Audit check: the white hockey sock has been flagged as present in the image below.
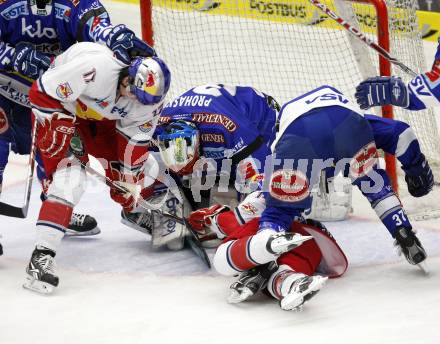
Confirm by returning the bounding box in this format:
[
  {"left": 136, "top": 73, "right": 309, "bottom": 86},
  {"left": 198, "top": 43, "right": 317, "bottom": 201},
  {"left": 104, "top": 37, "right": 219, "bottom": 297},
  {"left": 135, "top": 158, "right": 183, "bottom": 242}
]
[
  {"left": 267, "top": 264, "right": 305, "bottom": 300},
  {"left": 36, "top": 225, "right": 65, "bottom": 252}
]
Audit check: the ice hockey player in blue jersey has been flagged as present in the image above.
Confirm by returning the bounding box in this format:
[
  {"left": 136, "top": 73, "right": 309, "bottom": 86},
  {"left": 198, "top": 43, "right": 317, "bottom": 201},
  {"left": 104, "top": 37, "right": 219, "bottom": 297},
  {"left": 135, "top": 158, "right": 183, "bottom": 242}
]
[
  {"left": 261, "top": 85, "right": 431, "bottom": 269},
  {"left": 0, "top": 0, "right": 155, "bottom": 240},
  {"left": 156, "top": 84, "right": 279, "bottom": 199},
  {"left": 355, "top": 40, "right": 440, "bottom": 110}
]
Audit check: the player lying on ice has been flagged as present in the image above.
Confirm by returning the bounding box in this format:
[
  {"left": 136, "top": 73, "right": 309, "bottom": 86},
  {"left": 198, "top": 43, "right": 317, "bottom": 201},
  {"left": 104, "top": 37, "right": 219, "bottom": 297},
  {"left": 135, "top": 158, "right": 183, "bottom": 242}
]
[
  {"left": 176, "top": 84, "right": 432, "bottom": 264},
  {"left": 0, "top": 0, "right": 157, "bottom": 252},
  {"left": 23, "top": 42, "right": 170, "bottom": 294},
  {"left": 188, "top": 191, "right": 348, "bottom": 311}
]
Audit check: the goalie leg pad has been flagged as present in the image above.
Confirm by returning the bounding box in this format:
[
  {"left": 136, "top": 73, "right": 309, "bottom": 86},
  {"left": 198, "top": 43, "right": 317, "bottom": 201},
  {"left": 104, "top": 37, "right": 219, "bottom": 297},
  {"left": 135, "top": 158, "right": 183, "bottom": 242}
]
[{"left": 151, "top": 185, "right": 189, "bottom": 250}]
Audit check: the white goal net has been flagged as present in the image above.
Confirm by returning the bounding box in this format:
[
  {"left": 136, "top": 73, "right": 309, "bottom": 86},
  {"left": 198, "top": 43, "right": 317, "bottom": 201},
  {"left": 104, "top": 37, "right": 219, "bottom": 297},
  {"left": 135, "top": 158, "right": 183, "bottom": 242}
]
[{"left": 142, "top": 0, "right": 440, "bottom": 208}]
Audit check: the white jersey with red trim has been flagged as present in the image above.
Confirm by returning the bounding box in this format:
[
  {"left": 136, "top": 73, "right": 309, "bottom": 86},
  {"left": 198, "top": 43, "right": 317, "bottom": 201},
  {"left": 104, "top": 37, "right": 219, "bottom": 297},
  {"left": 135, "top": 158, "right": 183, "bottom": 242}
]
[{"left": 34, "top": 42, "right": 162, "bottom": 142}]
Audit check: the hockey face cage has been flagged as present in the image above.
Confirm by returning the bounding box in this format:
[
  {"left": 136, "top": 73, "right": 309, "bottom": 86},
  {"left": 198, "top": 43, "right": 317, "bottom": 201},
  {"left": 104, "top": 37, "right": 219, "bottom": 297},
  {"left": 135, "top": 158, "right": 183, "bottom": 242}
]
[{"left": 158, "top": 121, "right": 200, "bottom": 175}]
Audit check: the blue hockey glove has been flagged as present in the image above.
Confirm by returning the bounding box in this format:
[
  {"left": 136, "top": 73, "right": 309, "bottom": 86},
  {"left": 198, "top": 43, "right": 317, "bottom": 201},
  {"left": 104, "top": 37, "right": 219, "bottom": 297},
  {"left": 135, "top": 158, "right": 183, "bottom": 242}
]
[
  {"left": 355, "top": 76, "right": 409, "bottom": 110},
  {"left": 402, "top": 154, "right": 434, "bottom": 197},
  {"left": 106, "top": 24, "right": 156, "bottom": 65},
  {"left": 12, "top": 43, "right": 51, "bottom": 80}
]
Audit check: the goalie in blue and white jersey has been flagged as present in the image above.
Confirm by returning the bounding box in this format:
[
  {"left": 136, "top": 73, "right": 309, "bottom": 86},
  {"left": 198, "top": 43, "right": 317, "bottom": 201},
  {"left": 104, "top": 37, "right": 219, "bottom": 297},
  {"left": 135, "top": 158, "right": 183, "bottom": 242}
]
[
  {"left": 156, "top": 84, "right": 279, "bottom": 196},
  {"left": 261, "top": 85, "right": 432, "bottom": 269}
]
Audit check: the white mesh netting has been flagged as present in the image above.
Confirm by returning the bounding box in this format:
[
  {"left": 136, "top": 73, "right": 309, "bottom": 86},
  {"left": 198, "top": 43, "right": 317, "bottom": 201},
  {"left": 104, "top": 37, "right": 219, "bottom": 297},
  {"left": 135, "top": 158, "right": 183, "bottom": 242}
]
[{"left": 145, "top": 0, "right": 440, "bottom": 204}]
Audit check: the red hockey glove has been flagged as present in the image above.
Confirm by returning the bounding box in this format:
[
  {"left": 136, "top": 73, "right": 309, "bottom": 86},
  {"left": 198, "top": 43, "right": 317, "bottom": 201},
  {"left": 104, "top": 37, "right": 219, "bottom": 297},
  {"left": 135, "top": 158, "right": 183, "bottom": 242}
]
[
  {"left": 187, "top": 204, "right": 230, "bottom": 233},
  {"left": 38, "top": 113, "right": 75, "bottom": 159},
  {"left": 109, "top": 171, "right": 151, "bottom": 212}
]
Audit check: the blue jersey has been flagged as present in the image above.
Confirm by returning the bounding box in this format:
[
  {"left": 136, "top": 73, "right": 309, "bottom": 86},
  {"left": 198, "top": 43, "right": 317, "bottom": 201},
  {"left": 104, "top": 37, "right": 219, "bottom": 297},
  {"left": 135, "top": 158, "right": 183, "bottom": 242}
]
[
  {"left": 0, "top": 0, "right": 113, "bottom": 107},
  {"left": 406, "top": 39, "right": 440, "bottom": 110},
  {"left": 261, "top": 85, "right": 423, "bottom": 235},
  {"left": 158, "top": 84, "right": 278, "bottom": 173}
]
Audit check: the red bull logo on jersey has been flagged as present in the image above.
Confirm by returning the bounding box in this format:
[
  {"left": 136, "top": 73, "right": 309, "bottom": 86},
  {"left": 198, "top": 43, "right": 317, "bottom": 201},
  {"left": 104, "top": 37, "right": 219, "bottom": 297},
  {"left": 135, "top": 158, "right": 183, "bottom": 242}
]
[
  {"left": 0, "top": 108, "right": 9, "bottom": 134},
  {"left": 349, "top": 142, "right": 378, "bottom": 179},
  {"left": 240, "top": 203, "right": 259, "bottom": 215},
  {"left": 56, "top": 82, "right": 73, "bottom": 99},
  {"left": 270, "top": 169, "right": 310, "bottom": 202}
]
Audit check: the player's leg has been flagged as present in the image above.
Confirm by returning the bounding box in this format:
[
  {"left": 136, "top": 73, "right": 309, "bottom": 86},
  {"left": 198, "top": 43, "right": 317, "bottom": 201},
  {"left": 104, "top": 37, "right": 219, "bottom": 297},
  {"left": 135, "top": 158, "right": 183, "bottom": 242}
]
[
  {"left": 0, "top": 98, "right": 16, "bottom": 194},
  {"left": 24, "top": 156, "right": 87, "bottom": 294},
  {"left": 266, "top": 225, "right": 327, "bottom": 311},
  {"left": 0, "top": 97, "right": 19, "bottom": 256},
  {"left": 354, "top": 167, "right": 426, "bottom": 265},
  {"left": 338, "top": 113, "right": 427, "bottom": 266}
]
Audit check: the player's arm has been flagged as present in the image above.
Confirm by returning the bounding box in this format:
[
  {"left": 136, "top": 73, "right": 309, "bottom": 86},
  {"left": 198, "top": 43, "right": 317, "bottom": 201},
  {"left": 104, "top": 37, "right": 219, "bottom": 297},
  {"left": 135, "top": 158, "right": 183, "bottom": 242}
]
[
  {"left": 71, "top": 0, "right": 155, "bottom": 64},
  {"left": 366, "top": 114, "right": 434, "bottom": 197},
  {"left": 355, "top": 66, "right": 440, "bottom": 111},
  {"left": 28, "top": 57, "right": 91, "bottom": 159},
  {"left": 109, "top": 117, "right": 158, "bottom": 211}
]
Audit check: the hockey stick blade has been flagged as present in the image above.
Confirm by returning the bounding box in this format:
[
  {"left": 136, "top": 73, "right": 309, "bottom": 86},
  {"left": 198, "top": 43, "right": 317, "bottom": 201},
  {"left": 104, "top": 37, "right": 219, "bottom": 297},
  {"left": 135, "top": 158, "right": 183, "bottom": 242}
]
[
  {"left": 0, "top": 123, "right": 37, "bottom": 219},
  {"left": 0, "top": 202, "right": 27, "bottom": 218}
]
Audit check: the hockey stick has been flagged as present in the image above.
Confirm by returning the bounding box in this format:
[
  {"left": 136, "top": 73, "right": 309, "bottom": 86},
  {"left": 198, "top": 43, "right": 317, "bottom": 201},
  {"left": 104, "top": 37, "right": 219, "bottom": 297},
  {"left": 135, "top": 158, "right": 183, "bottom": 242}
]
[
  {"left": 82, "top": 161, "right": 211, "bottom": 268},
  {"left": 307, "top": 0, "right": 418, "bottom": 77},
  {"left": 0, "top": 123, "right": 37, "bottom": 218}
]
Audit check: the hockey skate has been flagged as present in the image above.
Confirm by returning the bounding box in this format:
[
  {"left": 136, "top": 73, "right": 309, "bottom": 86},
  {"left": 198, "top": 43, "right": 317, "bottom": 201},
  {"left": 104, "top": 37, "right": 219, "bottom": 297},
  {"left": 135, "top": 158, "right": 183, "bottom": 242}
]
[
  {"left": 65, "top": 213, "right": 100, "bottom": 236},
  {"left": 121, "top": 210, "right": 153, "bottom": 236},
  {"left": 394, "top": 227, "right": 427, "bottom": 271},
  {"left": 267, "top": 232, "right": 313, "bottom": 255},
  {"left": 279, "top": 275, "right": 328, "bottom": 311},
  {"left": 228, "top": 262, "right": 278, "bottom": 304},
  {"left": 0, "top": 242, "right": 3, "bottom": 256},
  {"left": 23, "top": 247, "right": 59, "bottom": 294}
]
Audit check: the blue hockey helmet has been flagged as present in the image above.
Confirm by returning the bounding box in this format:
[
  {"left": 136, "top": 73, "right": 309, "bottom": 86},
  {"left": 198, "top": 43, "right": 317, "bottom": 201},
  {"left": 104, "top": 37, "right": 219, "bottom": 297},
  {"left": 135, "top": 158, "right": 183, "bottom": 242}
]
[
  {"left": 157, "top": 120, "right": 200, "bottom": 175},
  {"left": 128, "top": 56, "right": 171, "bottom": 105}
]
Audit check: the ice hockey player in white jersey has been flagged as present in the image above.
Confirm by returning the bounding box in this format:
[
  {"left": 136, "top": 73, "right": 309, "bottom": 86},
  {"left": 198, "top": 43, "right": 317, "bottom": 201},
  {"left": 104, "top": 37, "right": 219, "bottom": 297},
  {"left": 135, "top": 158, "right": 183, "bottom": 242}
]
[{"left": 24, "top": 42, "right": 171, "bottom": 294}]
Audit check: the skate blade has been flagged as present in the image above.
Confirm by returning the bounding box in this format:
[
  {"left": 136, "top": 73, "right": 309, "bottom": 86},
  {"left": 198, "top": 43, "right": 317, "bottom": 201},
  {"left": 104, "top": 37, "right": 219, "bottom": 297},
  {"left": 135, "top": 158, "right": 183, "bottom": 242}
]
[
  {"left": 65, "top": 226, "right": 101, "bottom": 237},
  {"left": 121, "top": 218, "right": 152, "bottom": 237},
  {"left": 23, "top": 276, "right": 55, "bottom": 295},
  {"left": 227, "top": 287, "right": 254, "bottom": 304},
  {"left": 417, "top": 261, "right": 430, "bottom": 275},
  {"left": 274, "top": 235, "right": 314, "bottom": 253},
  {"left": 280, "top": 276, "right": 328, "bottom": 311}
]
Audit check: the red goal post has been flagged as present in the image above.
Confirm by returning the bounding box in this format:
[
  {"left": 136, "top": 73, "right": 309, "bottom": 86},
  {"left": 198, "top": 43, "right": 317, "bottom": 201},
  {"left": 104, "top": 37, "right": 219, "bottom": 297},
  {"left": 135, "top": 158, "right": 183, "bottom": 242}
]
[{"left": 139, "top": 0, "right": 439, "bottom": 193}]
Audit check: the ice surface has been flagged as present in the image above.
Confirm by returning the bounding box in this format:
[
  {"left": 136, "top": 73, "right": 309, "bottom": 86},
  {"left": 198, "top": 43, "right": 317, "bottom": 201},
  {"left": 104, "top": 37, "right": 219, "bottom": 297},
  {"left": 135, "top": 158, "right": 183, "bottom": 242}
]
[{"left": 1, "top": 1, "right": 440, "bottom": 343}]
